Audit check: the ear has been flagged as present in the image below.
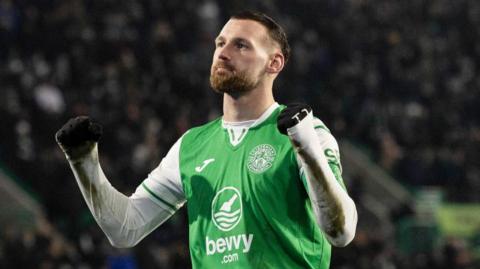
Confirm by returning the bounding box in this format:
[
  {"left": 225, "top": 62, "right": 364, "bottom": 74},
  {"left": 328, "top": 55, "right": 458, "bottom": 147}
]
[{"left": 266, "top": 52, "right": 284, "bottom": 74}]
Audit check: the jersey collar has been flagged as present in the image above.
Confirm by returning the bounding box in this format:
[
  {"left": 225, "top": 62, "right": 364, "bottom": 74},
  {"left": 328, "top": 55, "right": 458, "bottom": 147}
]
[{"left": 221, "top": 102, "right": 280, "bottom": 129}]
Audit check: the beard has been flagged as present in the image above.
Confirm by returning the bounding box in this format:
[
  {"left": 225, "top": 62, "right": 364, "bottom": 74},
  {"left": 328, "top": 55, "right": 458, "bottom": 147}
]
[{"left": 210, "top": 67, "right": 259, "bottom": 95}]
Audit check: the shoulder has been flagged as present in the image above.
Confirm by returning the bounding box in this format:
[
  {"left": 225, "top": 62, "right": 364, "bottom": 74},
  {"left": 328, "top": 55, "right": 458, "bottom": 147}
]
[
  {"left": 185, "top": 117, "right": 221, "bottom": 136},
  {"left": 312, "top": 116, "right": 343, "bottom": 170},
  {"left": 312, "top": 116, "right": 340, "bottom": 152},
  {"left": 181, "top": 117, "right": 222, "bottom": 147},
  {"left": 312, "top": 117, "right": 331, "bottom": 134}
]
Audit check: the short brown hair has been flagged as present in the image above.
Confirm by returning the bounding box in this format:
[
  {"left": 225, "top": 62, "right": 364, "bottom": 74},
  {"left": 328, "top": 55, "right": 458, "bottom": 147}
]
[{"left": 231, "top": 11, "right": 291, "bottom": 64}]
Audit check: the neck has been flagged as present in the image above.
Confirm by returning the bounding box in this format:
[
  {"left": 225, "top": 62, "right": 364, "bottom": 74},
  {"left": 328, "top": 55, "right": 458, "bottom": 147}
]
[{"left": 222, "top": 82, "right": 275, "bottom": 122}]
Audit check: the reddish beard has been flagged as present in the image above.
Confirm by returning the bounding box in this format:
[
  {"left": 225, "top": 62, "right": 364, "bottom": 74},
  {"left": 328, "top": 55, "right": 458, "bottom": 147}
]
[{"left": 210, "top": 66, "right": 258, "bottom": 94}]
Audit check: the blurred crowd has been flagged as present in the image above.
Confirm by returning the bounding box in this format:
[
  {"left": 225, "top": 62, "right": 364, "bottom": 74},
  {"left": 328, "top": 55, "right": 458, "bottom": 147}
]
[{"left": 0, "top": 0, "right": 479, "bottom": 268}]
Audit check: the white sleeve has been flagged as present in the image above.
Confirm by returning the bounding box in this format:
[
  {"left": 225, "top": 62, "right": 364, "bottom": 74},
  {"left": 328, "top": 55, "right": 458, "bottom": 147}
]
[
  {"left": 139, "top": 136, "right": 186, "bottom": 211},
  {"left": 312, "top": 118, "right": 342, "bottom": 175},
  {"left": 67, "top": 136, "right": 185, "bottom": 248},
  {"left": 288, "top": 114, "right": 357, "bottom": 247}
]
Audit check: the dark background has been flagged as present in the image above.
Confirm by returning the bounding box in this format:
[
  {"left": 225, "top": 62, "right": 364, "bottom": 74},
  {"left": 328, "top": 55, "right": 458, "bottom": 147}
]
[{"left": 1, "top": 0, "right": 479, "bottom": 268}]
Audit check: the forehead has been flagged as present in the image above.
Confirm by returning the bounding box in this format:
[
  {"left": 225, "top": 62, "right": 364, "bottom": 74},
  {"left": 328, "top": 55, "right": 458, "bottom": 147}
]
[{"left": 217, "top": 19, "right": 269, "bottom": 43}]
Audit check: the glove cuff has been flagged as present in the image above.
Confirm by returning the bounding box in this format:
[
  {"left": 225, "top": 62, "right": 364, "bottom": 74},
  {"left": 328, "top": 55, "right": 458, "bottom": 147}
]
[
  {"left": 61, "top": 141, "right": 98, "bottom": 163},
  {"left": 286, "top": 112, "right": 318, "bottom": 149}
]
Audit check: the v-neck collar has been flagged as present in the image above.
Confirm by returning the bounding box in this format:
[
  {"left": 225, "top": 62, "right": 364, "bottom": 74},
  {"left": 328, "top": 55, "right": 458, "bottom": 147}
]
[{"left": 222, "top": 102, "right": 280, "bottom": 149}]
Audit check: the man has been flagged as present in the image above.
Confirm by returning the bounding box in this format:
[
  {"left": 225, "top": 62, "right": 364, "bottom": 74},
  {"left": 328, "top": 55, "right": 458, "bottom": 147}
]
[{"left": 56, "top": 11, "right": 357, "bottom": 268}]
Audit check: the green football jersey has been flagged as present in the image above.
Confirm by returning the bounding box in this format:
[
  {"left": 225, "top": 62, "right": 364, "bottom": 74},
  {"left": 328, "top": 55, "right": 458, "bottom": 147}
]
[{"left": 179, "top": 106, "right": 337, "bottom": 268}]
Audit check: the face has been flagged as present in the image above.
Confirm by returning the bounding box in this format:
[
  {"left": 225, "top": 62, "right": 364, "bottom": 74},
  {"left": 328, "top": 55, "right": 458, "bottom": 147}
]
[{"left": 210, "top": 19, "right": 274, "bottom": 94}]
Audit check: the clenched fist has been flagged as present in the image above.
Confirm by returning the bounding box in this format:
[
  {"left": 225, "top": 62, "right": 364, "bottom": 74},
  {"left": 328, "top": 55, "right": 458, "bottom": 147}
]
[
  {"left": 55, "top": 116, "right": 102, "bottom": 160},
  {"left": 277, "top": 103, "right": 312, "bottom": 135}
]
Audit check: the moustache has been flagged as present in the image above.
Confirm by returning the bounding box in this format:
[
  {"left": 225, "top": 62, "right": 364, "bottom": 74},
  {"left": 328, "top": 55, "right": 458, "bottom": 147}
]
[{"left": 214, "top": 63, "right": 234, "bottom": 72}]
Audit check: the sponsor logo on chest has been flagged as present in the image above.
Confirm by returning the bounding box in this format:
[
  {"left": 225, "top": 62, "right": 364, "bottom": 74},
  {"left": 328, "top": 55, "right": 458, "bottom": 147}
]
[
  {"left": 206, "top": 234, "right": 253, "bottom": 255},
  {"left": 206, "top": 186, "right": 254, "bottom": 264},
  {"left": 211, "top": 187, "right": 242, "bottom": 231}
]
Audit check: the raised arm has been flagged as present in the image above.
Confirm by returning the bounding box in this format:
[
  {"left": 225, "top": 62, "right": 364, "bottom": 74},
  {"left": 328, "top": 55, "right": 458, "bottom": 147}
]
[
  {"left": 278, "top": 104, "right": 358, "bottom": 247},
  {"left": 55, "top": 117, "right": 185, "bottom": 247}
]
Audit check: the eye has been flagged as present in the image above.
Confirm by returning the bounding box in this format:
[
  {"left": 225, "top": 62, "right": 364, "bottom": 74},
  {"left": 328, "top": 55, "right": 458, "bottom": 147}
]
[
  {"left": 215, "top": 41, "right": 225, "bottom": 48},
  {"left": 235, "top": 42, "right": 248, "bottom": 49}
]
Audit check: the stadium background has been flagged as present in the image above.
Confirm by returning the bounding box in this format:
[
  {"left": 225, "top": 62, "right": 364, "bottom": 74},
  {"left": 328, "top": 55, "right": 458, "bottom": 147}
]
[{"left": 1, "top": 0, "right": 479, "bottom": 268}]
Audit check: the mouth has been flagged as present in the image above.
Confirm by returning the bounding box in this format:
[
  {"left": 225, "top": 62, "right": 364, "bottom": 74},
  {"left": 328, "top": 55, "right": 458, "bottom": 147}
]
[
  {"left": 215, "top": 67, "right": 233, "bottom": 75},
  {"left": 214, "top": 64, "right": 234, "bottom": 73}
]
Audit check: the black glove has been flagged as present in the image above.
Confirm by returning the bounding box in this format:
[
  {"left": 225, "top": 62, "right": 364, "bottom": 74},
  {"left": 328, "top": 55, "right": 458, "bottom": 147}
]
[
  {"left": 55, "top": 116, "right": 103, "bottom": 149},
  {"left": 277, "top": 103, "right": 312, "bottom": 135}
]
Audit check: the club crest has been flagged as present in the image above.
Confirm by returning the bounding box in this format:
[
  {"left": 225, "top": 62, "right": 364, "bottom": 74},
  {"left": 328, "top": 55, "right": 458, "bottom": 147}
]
[{"left": 247, "top": 144, "right": 276, "bottom": 174}]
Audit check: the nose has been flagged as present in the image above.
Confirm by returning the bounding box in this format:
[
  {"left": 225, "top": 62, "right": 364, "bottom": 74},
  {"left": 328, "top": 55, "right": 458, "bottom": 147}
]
[
  {"left": 218, "top": 53, "right": 229, "bottom": 61},
  {"left": 217, "top": 45, "right": 231, "bottom": 61}
]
